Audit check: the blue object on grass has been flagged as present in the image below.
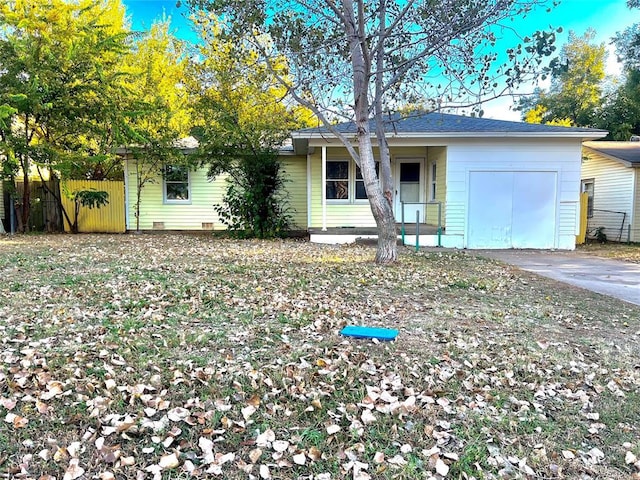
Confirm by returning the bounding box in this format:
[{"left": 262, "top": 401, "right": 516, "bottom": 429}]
[{"left": 340, "top": 326, "right": 399, "bottom": 341}]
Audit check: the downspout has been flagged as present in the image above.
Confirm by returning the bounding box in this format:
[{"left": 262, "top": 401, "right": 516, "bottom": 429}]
[{"left": 321, "top": 145, "right": 327, "bottom": 231}]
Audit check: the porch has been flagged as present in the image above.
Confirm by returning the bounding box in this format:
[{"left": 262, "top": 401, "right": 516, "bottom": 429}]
[{"left": 308, "top": 223, "right": 446, "bottom": 247}]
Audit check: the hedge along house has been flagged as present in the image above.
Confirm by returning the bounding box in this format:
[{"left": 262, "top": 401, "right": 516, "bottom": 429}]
[
  {"left": 122, "top": 137, "right": 308, "bottom": 232},
  {"left": 581, "top": 141, "right": 640, "bottom": 243},
  {"left": 291, "top": 113, "right": 607, "bottom": 249}
]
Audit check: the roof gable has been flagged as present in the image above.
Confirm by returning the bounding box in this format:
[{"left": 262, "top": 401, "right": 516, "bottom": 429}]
[{"left": 583, "top": 141, "right": 640, "bottom": 167}]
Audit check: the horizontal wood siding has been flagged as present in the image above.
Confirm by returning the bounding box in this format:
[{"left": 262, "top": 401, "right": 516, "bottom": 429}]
[
  {"left": 280, "top": 156, "right": 308, "bottom": 229},
  {"left": 310, "top": 147, "right": 374, "bottom": 228},
  {"left": 126, "top": 156, "right": 308, "bottom": 231},
  {"left": 426, "top": 146, "right": 446, "bottom": 226},
  {"left": 581, "top": 151, "right": 634, "bottom": 241},
  {"left": 309, "top": 146, "right": 429, "bottom": 228},
  {"left": 126, "top": 159, "right": 226, "bottom": 231},
  {"left": 633, "top": 170, "right": 640, "bottom": 242},
  {"left": 446, "top": 138, "right": 583, "bottom": 249}
]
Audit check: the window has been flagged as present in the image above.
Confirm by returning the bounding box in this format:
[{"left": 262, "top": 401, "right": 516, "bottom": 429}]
[
  {"left": 355, "top": 163, "right": 380, "bottom": 200},
  {"left": 430, "top": 162, "right": 437, "bottom": 200},
  {"left": 582, "top": 179, "right": 594, "bottom": 218},
  {"left": 326, "top": 161, "right": 349, "bottom": 200},
  {"left": 164, "top": 165, "right": 190, "bottom": 203}
]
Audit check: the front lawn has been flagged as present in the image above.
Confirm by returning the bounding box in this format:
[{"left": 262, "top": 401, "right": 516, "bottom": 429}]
[{"left": 1, "top": 234, "right": 639, "bottom": 479}]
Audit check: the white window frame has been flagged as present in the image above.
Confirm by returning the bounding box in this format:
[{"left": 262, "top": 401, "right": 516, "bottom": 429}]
[
  {"left": 581, "top": 178, "right": 594, "bottom": 218},
  {"left": 325, "top": 159, "right": 350, "bottom": 203},
  {"left": 354, "top": 161, "right": 380, "bottom": 203},
  {"left": 163, "top": 165, "right": 191, "bottom": 204},
  {"left": 430, "top": 161, "right": 437, "bottom": 201}
]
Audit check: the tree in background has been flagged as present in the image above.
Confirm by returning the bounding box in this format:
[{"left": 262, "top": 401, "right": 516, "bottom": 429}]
[
  {"left": 598, "top": 2, "right": 640, "bottom": 140},
  {"left": 187, "top": 0, "right": 560, "bottom": 263},
  {"left": 188, "top": 14, "right": 312, "bottom": 238},
  {"left": 121, "top": 21, "right": 193, "bottom": 232},
  {"left": 0, "top": 0, "right": 132, "bottom": 232},
  {"left": 519, "top": 30, "right": 606, "bottom": 127}
]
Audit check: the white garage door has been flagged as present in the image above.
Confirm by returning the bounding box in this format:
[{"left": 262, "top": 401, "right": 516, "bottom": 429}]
[{"left": 467, "top": 171, "right": 558, "bottom": 249}]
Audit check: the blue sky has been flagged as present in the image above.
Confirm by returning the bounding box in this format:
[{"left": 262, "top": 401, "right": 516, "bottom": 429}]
[{"left": 122, "top": 0, "right": 638, "bottom": 120}]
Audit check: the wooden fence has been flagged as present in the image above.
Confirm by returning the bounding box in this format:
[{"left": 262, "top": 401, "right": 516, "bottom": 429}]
[
  {"left": 15, "top": 179, "right": 63, "bottom": 232},
  {"left": 60, "top": 180, "right": 125, "bottom": 233}
]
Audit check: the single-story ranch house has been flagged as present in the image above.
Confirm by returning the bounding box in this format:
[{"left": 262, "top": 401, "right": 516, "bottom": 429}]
[{"left": 124, "top": 113, "right": 607, "bottom": 249}]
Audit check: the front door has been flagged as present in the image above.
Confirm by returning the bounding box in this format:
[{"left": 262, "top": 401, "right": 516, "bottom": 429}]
[{"left": 395, "top": 160, "right": 424, "bottom": 222}]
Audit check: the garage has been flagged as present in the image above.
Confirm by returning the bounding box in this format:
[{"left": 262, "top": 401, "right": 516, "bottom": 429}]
[{"left": 467, "top": 171, "right": 558, "bottom": 249}]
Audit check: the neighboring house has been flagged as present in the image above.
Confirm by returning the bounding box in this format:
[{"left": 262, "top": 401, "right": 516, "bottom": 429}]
[
  {"left": 581, "top": 141, "right": 640, "bottom": 242},
  {"left": 125, "top": 113, "right": 606, "bottom": 249}
]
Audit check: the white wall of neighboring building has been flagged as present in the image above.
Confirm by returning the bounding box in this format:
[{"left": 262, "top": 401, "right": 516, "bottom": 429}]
[{"left": 581, "top": 150, "right": 636, "bottom": 242}]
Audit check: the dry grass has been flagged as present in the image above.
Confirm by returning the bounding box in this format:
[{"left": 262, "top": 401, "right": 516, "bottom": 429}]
[
  {"left": 1, "top": 234, "right": 639, "bottom": 480},
  {"left": 578, "top": 242, "right": 640, "bottom": 263}
]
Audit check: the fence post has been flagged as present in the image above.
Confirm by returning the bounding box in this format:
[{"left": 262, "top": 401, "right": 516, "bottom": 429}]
[
  {"left": 437, "top": 202, "right": 442, "bottom": 247},
  {"left": 401, "top": 201, "right": 405, "bottom": 246},
  {"left": 415, "top": 210, "right": 420, "bottom": 252}
]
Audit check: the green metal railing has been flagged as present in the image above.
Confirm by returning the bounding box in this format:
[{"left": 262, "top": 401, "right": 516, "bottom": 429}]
[{"left": 400, "top": 201, "right": 443, "bottom": 250}]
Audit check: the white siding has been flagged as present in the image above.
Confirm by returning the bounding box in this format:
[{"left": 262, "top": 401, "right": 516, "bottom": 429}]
[
  {"left": 446, "top": 138, "right": 583, "bottom": 250},
  {"left": 633, "top": 170, "right": 640, "bottom": 242},
  {"left": 581, "top": 151, "right": 635, "bottom": 242}
]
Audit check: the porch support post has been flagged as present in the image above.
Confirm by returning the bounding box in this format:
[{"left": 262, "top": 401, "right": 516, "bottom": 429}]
[{"left": 321, "top": 145, "right": 327, "bottom": 231}]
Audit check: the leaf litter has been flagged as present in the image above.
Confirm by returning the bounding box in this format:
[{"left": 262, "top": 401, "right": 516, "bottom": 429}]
[{"left": 0, "top": 234, "right": 639, "bottom": 479}]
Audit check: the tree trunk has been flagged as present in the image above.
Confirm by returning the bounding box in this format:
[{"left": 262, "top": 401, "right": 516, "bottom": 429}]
[
  {"left": 358, "top": 133, "right": 398, "bottom": 264},
  {"left": 19, "top": 164, "right": 30, "bottom": 233},
  {"left": 344, "top": 0, "right": 397, "bottom": 264}
]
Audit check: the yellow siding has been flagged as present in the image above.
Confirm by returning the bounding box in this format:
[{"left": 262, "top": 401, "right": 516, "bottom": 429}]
[
  {"left": 426, "top": 146, "right": 446, "bottom": 227},
  {"left": 126, "top": 159, "right": 226, "bottom": 231},
  {"left": 61, "top": 180, "right": 125, "bottom": 233},
  {"left": 280, "top": 156, "right": 308, "bottom": 229},
  {"left": 126, "top": 156, "right": 308, "bottom": 231},
  {"left": 309, "top": 147, "right": 375, "bottom": 228},
  {"left": 309, "top": 146, "right": 438, "bottom": 228}
]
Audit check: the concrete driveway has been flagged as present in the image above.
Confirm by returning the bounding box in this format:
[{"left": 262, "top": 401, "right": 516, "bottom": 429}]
[{"left": 478, "top": 250, "right": 640, "bottom": 306}]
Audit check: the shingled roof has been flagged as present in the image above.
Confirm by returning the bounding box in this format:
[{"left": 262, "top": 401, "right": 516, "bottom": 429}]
[
  {"left": 292, "top": 112, "right": 607, "bottom": 139},
  {"left": 583, "top": 141, "right": 640, "bottom": 166}
]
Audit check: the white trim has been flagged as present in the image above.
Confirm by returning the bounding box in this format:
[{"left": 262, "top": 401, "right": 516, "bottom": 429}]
[
  {"left": 321, "top": 146, "right": 327, "bottom": 231},
  {"left": 395, "top": 158, "right": 426, "bottom": 222},
  {"left": 163, "top": 165, "right": 192, "bottom": 205}
]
